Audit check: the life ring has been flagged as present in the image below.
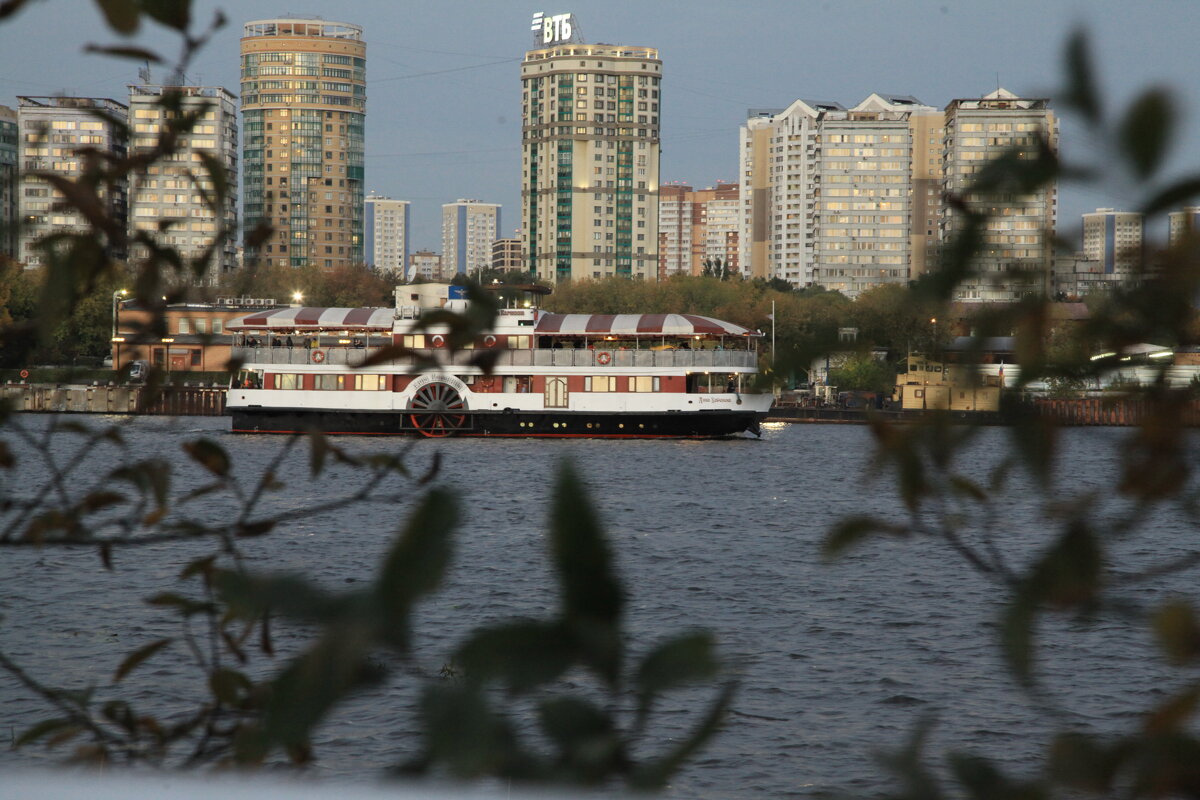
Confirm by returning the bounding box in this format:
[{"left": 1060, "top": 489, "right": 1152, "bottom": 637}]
[
  {"left": 19, "top": 369, "right": 29, "bottom": 379},
  {"left": 483, "top": 334, "right": 498, "bottom": 348},
  {"left": 311, "top": 349, "right": 326, "bottom": 363},
  {"left": 596, "top": 351, "right": 612, "bottom": 365},
  {"left": 430, "top": 334, "right": 446, "bottom": 348}
]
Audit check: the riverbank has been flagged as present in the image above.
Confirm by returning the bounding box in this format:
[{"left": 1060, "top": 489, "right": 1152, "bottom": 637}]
[{"left": 1, "top": 383, "right": 226, "bottom": 416}]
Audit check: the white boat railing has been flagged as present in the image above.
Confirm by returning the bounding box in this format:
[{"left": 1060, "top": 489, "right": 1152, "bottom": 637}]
[{"left": 231, "top": 346, "right": 758, "bottom": 370}]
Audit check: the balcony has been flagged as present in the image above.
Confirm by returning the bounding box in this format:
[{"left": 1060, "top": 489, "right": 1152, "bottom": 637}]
[{"left": 232, "top": 346, "right": 759, "bottom": 371}]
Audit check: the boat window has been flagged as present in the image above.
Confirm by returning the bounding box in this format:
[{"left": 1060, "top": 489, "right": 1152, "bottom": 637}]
[
  {"left": 630, "top": 376, "right": 658, "bottom": 392},
  {"left": 354, "top": 374, "right": 386, "bottom": 391},
  {"left": 402, "top": 334, "right": 425, "bottom": 349},
  {"left": 586, "top": 375, "right": 616, "bottom": 392},
  {"left": 277, "top": 373, "right": 300, "bottom": 390},
  {"left": 507, "top": 335, "right": 531, "bottom": 349},
  {"left": 315, "top": 374, "right": 343, "bottom": 391}
]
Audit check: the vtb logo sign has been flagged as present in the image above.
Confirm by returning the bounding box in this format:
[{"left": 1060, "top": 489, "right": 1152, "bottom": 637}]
[{"left": 531, "top": 11, "right": 574, "bottom": 45}]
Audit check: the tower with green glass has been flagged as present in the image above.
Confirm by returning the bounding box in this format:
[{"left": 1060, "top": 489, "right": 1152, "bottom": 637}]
[
  {"left": 241, "top": 18, "right": 365, "bottom": 270},
  {"left": 520, "top": 25, "right": 661, "bottom": 283}
]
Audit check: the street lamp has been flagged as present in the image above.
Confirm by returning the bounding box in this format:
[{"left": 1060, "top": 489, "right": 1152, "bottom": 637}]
[
  {"left": 292, "top": 290, "right": 303, "bottom": 306},
  {"left": 111, "top": 289, "right": 127, "bottom": 340},
  {"left": 161, "top": 338, "right": 174, "bottom": 383}
]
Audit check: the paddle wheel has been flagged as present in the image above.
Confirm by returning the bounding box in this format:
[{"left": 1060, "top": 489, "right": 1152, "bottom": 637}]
[{"left": 406, "top": 381, "right": 468, "bottom": 437}]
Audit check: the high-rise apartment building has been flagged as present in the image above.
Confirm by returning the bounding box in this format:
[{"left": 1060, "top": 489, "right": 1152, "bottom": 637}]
[
  {"left": 739, "top": 88, "right": 1055, "bottom": 301},
  {"left": 127, "top": 84, "right": 238, "bottom": 283},
  {"left": 521, "top": 15, "right": 661, "bottom": 282},
  {"left": 409, "top": 249, "right": 442, "bottom": 281},
  {"left": 442, "top": 198, "right": 500, "bottom": 277},
  {"left": 739, "top": 94, "right": 941, "bottom": 295},
  {"left": 1082, "top": 208, "right": 1143, "bottom": 275},
  {"left": 0, "top": 105, "right": 16, "bottom": 260},
  {"left": 1168, "top": 207, "right": 1200, "bottom": 246},
  {"left": 240, "top": 17, "right": 366, "bottom": 269},
  {"left": 492, "top": 237, "right": 523, "bottom": 272},
  {"left": 364, "top": 193, "right": 409, "bottom": 276},
  {"left": 942, "top": 89, "right": 1057, "bottom": 301},
  {"left": 17, "top": 96, "right": 128, "bottom": 268},
  {"left": 658, "top": 183, "right": 739, "bottom": 278}
]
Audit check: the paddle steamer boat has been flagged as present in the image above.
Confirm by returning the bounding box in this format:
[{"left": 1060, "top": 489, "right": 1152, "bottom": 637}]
[{"left": 225, "top": 286, "right": 771, "bottom": 438}]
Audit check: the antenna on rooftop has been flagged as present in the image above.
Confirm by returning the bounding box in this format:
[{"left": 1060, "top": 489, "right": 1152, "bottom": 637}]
[{"left": 138, "top": 61, "right": 152, "bottom": 84}]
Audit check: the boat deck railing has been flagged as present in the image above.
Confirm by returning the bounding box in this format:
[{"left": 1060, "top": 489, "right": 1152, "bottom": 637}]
[{"left": 231, "top": 346, "right": 758, "bottom": 370}]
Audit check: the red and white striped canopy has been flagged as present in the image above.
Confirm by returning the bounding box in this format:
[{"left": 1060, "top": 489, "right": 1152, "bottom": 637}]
[
  {"left": 225, "top": 307, "right": 394, "bottom": 332},
  {"left": 535, "top": 313, "right": 758, "bottom": 337}
]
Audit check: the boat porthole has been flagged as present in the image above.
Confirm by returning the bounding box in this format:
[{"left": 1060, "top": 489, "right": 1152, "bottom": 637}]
[
  {"left": 618, "top": 423, "right": 624, "bottom": 429},
  {"left": 552, "top": 422, "right": 559, "bottom": 428},
  {"left": 638, "top": 423, "right": 644, "bottom": 429}
]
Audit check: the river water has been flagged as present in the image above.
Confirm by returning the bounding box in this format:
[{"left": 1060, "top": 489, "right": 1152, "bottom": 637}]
[{"left": 1, "top": 416, "right": 1195, "bottom": 798}]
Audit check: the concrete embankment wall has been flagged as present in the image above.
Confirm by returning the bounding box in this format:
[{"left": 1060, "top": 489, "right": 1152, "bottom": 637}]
[
  {"left": 2, "top": 384, "right": 226, "bottom": 416},
  {"left": 770, "top": 397, "right": 1200, "bottom": 427}
]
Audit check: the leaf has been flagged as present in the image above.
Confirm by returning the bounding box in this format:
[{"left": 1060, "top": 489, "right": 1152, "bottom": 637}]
[
  {"left": 454, "top": 620, "right": 575, "bottom": 692},
  {"left": 1154, "top": 601, "right": 1200, "bottom": 665},
  {"left": 549, "top": 462, "right": 624, "bottom": 685},
  {"left": 416, "top": 683, "right": 521, "bottom": 778},
  {"left": 538, "top": 696, "right": 619, "bottom": 780},
  {"left": 114, "top": 638, "right": 173, "bottom": 682},
  {"left": 635, "top": 632, "right": 719, "bottom": 722},
  {"left": 217, "top": 572, "right": 345, "bottom": 622},
  {"left": 95, "top": 0, "right": 140, "bottom": 34},
  {"left": 259, "top": 626, "right": 382, "bottom": 751},
  {"left": 1062, "top": 29, "right": 1101, "bottom": 123},
  {"left": 182, "top": 438, "right": 229, "bottom": 477},
  {"left": 1119, "top": 88, "right": 1173, "bottom": 180},
  {"left": 83, "top": 44, "right": 162, "bottom": 62},
  {"left": 1141, "top": 175, "right": 1200, "bottom": 217},
  {"left": 373, "top": 488, "right": 457, "bottom": 648},
  {"left": 630, "top": 681, "right": 736, "bottom": 790},
  {"left": 137, "top": 0, "right": 191, "bottom": 31},
  {"left": 145, "top": 591, "right": 215, "bottom": 617},
  {"left": 308, "top": 429, "right": 328, "bottom": 478},
  {"left": 823, "top": 515, "right": 906, "bottom": 559},
  {"left": 1145, "top": 686, "right": 1200, "bottom": 735},
  {"left": 209, "top": 667, "right": 252, "bottom": 705},
  {"left": 1049, "top": 732, "right": 1116, "bottom": 793},
  {"left": 15, "top": 718, "right": 74, "bottom": 748}
]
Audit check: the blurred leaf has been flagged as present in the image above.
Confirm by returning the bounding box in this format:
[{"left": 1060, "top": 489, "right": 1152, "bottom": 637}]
[
  {"left": 823, "top": 515, "right": 907, "bottom": 558},
  {"left": 1119, "top": 88, "right": 1173, "bottom": 180},
  {"left": 374, "top": 488, "right": 457, "bottom": 648},
  {"left": 95, "top": 0, "right": 140, "bottom": 34},
  {"left": 631, "top": 681, "right": 736, "bottom": 790},
  {"left": 454, "top": 620, "right": 575, "bottom": 693},
  {"left": 146, "top": 592, "right": 215, "bottom": 617},
  {"left": 113, "top": 638, "right": 172, "bottom": 682},
  {"left": 1141, "top": 175, "right": 1200, "bottom": 216},
  {"left": 235, "top": 520, "right": 275, "bottom": 538},
  {"left": 549, "top": 462, "right": 623, "bottom": 685},
  {"left": 1049, "top": 732, "right": 1117, "bottom": 793},
  {"left": 872, "top": 716, "right": 945, "bottom": 800},
  {"left": 947, "top": 752, "right": 1042, "bottom": 800},
  {"left": 308, "top": 429, "right": 328, "bottom": 478},
  {"left": 182, "top": 438, "right": 229, "bottom": 477},
  {"left": 416, "top": 683, "right": 524, "bottom": 779},
  {"left": 209, "top": 667, "right": 252, "bottom": 706},
  {"left": 538, "top": 696, "right": 619, "bottom": 781},
  {"left": 1154, "top": 602, "right": 1200, "bottom": 665},
  {"left": 138, "top": 0, "right": 191, "bottom": 33},
  {"left": 635, "top": 632, "right": 719, "bottom": 722},
  {"left": 217, "top": 572, "right": 346, "bottom": 622},
  {"left": 0, "top": 440, "right": 13, "bottom": 468},
  {"left": 948, "top": 476, "right": 988, "bottom": 502},
  {"left": 83, "top": 44, "right": 162, "bottom": 62},
  {"left": 258, "top": 625, "right": 382, "bottom": 751},
  {"left": 15, "top": 718, "right": 74, "bottom": 748},
  {"left": 1062, "top": 29, "right": 1101, "bottom": 123}
]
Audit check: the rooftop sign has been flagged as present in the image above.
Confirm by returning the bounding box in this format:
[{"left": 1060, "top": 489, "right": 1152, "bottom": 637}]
[{"left": 530, "top": 11, "right": 578, "bottom": 46}]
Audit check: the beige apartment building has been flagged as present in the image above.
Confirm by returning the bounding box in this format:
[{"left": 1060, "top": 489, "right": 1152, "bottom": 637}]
[
  {"left": 442, "top": 198, "right": 500, "bottom": 278},
  {"left": 127, "top": 84, "right": 239, "bottom": 283},
  {"left": 658, "top": 183, "right": 739, "bottom": 278},
  {"left": 240, "top": 17, "right": 366, "bottom": 270},
  {"left": 739, "top": 94, "right": 941, "bottom": 295},
  {"left": 1082, "top": 208, "right": 1143, "bottom": 275},
  {"left": 942, "top": 89, "right": 1057, "bottom": 301},
  {"left": 492, "top": 237, "right": 524, "bottom": 272},
  {"left": 17, "top": 96, "right": 128, "bottom": 268},
  {"left": 739, "top": 88, "right": 1056, "bottom": 301},
  {"left": 1169, "top": 206, "right": 1200, "bottom": 247},
  {"left": 521, "top": 21, "right": 661, "bottom": 283},
  {"left": 409, "top": 249, "right": 442, "bottom": 281},
  {"left": 364, "top": 193, "right": 409, "bottom": 276}
]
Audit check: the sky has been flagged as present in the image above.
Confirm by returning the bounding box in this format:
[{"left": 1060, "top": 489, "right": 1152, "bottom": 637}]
[{"left": 2, "top": 0, "right": 1199, "bottom": 250}]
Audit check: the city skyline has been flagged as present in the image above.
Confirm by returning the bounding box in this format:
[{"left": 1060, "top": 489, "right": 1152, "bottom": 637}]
[{"left": 0, "top": 0, "right": 1197, "bottom": 254}]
